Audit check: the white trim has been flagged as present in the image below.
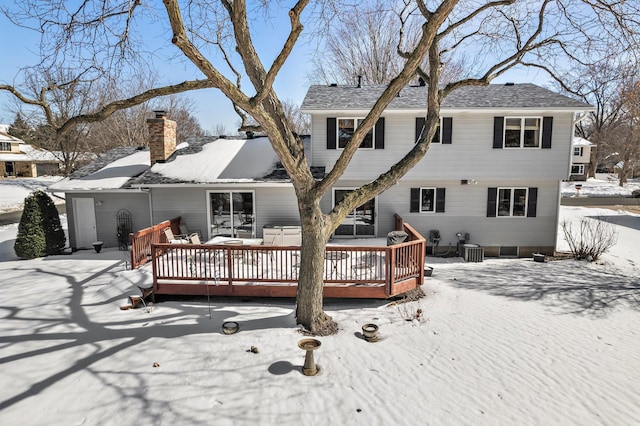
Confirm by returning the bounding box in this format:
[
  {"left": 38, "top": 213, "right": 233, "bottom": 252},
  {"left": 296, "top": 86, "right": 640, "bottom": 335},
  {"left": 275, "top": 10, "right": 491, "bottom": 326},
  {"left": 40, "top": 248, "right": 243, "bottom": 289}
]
[
  {"left": 332, "top": 187, "right": 378, "bottom": 237},
  {"left": 301, "top": 107, "right": 594, "bottom": 114},
  {"left": 336, "top": 117, "right": 375, "bottom": 150},
  {"left": 206, "top": 189, "right": 256, "bottom": 240},
  {"left": 503, "top": 117, "right": 543, "bottom": 149},
  {"left": 418, "top": 187, "right": 437, "bottom": 213},
  {"left": 571, "top": 164, "right": 585, "bottom": 175},
  {"left": 132, "top": 182, "right": 294, "bottom": 189},
  {"left": 496, "top": 187, "right": 529, "bottom": 217}
]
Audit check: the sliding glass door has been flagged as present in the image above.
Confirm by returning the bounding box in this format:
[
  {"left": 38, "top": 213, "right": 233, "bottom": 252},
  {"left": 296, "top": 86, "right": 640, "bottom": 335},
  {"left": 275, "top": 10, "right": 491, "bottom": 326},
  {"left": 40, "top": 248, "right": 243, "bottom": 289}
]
[
  {"left": 333, "top": 189, "right": 376, "bottom": 237},
  {"left": 209, "top": 191, "right": 254, "bottom": 238}
]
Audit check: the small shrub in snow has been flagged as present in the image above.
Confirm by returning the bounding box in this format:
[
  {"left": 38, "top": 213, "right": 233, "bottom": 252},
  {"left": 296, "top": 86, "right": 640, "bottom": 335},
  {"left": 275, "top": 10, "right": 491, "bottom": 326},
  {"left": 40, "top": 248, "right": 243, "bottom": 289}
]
[
  {"left": 14, "top": 194, "right": 47, "bottom": 258},
  {"left": 14, "top": 190, "right": 66, "bottom": 258},
  {"left": 561, "top": 216, "right": 617, "bottom": 261},
  {"left": 35, "top": 191, "right": 66, "bottom": 254}
]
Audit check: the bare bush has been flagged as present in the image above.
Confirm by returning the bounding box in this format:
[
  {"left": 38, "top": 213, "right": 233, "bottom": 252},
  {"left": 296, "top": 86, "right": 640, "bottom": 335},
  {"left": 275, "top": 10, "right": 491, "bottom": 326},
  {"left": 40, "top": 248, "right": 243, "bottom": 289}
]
[{"left": 561, "top": 217, "right": 618, "bottom": 261}]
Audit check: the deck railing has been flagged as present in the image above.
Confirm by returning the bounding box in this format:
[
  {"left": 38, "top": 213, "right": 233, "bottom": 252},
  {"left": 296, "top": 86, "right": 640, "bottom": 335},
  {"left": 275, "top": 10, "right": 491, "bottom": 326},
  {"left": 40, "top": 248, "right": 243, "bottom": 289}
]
[
  {"left": 129, "top": 216, "right": 181, "bottom": 269},
  {"left": 149, "top": 220, "right": 425, "bottom": 299}
]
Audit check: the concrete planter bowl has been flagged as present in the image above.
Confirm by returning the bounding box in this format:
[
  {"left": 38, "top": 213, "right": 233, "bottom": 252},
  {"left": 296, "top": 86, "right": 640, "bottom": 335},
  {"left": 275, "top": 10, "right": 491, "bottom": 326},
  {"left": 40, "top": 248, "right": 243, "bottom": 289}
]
[{"left": 222, "top": 321, "right": 239, "bottom": 334}]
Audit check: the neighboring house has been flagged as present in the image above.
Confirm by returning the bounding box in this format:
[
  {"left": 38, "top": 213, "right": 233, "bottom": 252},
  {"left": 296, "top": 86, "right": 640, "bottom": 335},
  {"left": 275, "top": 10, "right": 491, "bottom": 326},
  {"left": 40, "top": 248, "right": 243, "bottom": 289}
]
[
  {"left": 51, "top": 84, "right": 592, "bottom": 258},
  {"left": 0, "top": 124, "right": 61, "bottom": 178},
  {"left": 570, "top": 137, "right": 595, "bottom": 181}
]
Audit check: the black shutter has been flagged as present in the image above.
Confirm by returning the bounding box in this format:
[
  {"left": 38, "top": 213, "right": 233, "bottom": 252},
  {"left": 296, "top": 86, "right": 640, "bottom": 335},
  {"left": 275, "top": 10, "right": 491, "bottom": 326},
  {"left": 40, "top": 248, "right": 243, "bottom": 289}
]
[
  {"left": 415, "top": 117, "right": 425, "bottom": 144},
  {"left": 375, "top": 117, "right": 385, "bottom": 149},
  {"left": 442, "top": 117, "right": 453, "bottom": 144},
  {"left": 493, "top": 117, "right": 504, "bottom": 149},
  {"left": 487, "top": 187, "right": 497, "bottom": 217},
  {"left": 527, "top": 187, "right": 538, "bottom": 217},
  {"left": 542, "top": 117, "right": 553, "bottom": 149},
  {"left": 327, "top": 117, "right": 336, "bottom": 149},
  {"left": 435, "top": 188, "right": 446, "bottom": 212},
  {"left": 410, "top": 188, "right": 420, "bottom": 212}
]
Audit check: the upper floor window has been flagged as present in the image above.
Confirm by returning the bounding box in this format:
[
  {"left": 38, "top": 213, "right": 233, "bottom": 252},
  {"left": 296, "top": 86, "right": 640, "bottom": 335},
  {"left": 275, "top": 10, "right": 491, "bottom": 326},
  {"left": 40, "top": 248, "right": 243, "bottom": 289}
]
[
  {"left": 415, "top": 117, "right": 453, "bottom": 144},
  {"left": 0, "top": 142, "right": 11, "bottom": 151},
  {"left": 338, "top": 118, "right": 373, "bottom": 149},
  {"left": 504, "top": 117, "right": 541, "bottom": 148},
  {"left": 573, "top": 147, "right": 584, "bottom": 156},
  {"left": 494, "top": 116, "right": 552, "bottom": 149},
  {"left": 327, "top": 117, "right": 385, "bottom": 150}
]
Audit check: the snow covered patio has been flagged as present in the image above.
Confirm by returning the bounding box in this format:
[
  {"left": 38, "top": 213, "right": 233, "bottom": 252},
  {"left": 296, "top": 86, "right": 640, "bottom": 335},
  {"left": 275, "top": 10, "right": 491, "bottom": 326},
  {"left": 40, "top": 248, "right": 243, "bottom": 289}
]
[{"left": 0, "top": 205, "right": 639, "bottom": 424}]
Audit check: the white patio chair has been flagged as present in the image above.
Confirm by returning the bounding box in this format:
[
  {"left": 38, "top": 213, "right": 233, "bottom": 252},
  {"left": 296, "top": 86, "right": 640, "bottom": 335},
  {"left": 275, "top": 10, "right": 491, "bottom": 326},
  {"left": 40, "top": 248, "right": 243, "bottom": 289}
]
[{"left": 163, "top": 227, "right": 189, "bottom": 244}]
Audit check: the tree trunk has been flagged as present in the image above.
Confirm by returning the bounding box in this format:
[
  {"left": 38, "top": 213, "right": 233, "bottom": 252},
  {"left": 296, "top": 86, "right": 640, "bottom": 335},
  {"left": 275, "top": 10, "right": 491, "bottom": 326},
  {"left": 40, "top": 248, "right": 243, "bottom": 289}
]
[
  {"left": 619, "top": 168, "right": 628, "bottom": 186},
  {"left": 294, "top": 196, "right": 338, "bottom": 336}
]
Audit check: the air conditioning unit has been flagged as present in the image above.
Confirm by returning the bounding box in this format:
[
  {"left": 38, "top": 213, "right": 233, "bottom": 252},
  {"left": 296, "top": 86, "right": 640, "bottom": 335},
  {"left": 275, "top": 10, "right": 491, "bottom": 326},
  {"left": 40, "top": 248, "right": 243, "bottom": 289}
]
[{"left": 463, "top": 244, "right": 484, "bottom": 262}]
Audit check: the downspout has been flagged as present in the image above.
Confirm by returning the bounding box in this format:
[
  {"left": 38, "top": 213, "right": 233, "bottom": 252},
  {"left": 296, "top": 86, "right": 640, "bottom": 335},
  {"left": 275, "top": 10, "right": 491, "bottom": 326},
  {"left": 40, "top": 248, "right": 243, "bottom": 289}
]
[{"left": 145, "top": 188, "right": 154, "bottom": 225}]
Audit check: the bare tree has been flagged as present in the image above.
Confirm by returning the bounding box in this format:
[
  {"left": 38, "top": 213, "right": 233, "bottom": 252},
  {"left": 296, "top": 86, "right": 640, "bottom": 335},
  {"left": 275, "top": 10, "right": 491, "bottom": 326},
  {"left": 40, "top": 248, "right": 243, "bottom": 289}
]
[
  {"left": 282, "top": 99, "right": 311, "bottom": 135},
  {"left": 1, "top": 0, "right": 639, "bottom": 334},
  {"left": 551, "top": 60, "right": 635, "bottom": 178},
  {"left": 211, "top": 122, "right": 229, "bottom": 137},
  {"left": 612, "top": 79, "right": 640, "bottom": 185},
  {"left": 556, "top": 61, "right": 640, "bottom": 184},
  {"left": 309, "top": 1, "right": 465, "bottom": 85}
]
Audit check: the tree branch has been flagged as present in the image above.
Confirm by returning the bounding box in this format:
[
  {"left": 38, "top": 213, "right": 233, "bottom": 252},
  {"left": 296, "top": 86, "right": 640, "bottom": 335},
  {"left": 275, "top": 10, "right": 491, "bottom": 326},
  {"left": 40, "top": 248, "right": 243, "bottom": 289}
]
[{"left": 254, "top": 1, "right": 309, "bottom": 104}]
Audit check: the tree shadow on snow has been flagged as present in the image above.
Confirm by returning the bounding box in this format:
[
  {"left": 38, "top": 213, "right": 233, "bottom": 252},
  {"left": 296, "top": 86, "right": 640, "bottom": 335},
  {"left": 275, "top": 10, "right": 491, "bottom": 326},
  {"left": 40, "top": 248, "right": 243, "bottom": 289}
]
[{"left": 436, "top": 259, "right": 640, "bottom": 316}]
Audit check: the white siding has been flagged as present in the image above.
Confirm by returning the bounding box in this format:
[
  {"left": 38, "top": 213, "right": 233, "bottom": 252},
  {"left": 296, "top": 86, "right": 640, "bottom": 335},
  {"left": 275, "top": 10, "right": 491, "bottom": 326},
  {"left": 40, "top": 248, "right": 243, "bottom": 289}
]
[
  {"left": 326, "top": 179, "right": 559, "bottom": 248},
  {"left": 151, "top": 186, "right": 299, "bottom": 240},
  {"left": 310, "top": 112, "right": 574, "bottom": 181},
  {"left": 67, "top": 192, "right": 151, "bottom": 249}
]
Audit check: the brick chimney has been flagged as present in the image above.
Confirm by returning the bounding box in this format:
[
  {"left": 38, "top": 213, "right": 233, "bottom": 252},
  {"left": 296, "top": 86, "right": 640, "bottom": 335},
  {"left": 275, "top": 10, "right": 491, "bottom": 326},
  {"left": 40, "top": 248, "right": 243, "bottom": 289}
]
[{"left": 147, "top": 110, "right": 176, "bottom": 165}]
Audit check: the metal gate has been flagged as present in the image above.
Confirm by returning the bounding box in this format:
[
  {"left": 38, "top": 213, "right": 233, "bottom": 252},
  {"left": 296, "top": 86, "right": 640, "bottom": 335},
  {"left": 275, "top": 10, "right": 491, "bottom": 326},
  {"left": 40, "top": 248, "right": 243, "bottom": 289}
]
[{"left": 116, "top": 209, "right": 132, "bottom": 251}]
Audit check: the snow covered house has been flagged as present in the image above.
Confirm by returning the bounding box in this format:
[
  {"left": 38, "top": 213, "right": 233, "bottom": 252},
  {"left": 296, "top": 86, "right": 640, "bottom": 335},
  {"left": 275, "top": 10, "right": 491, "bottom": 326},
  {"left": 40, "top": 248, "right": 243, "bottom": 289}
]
[
  {"left": 0, "top": 124, "right": 61, "bottom": 178},
  {"left": 570, "top": 137, "right": 595, "bottom": 181},
  {"left": 51, "top": 84, "right": 592, "bottom": 258}
]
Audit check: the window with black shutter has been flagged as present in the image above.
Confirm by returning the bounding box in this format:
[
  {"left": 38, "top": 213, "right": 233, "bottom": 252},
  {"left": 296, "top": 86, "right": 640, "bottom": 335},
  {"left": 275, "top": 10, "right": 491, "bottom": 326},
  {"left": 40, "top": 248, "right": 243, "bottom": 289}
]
[{"left": 411, "top": 187, "right": 446, "bottom": 213}]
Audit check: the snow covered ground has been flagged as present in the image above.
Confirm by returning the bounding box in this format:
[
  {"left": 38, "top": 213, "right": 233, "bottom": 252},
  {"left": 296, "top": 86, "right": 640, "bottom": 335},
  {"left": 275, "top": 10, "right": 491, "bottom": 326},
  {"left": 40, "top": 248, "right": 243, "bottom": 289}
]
[
  {"left": 0, "top": 177, "right": 639, "bottom": 424},
  {"left": 0, "top": 176, "right": 64, "bottom": 214},
  {"left": 561, "top": 174, "right": 640, "bottom": 197}
]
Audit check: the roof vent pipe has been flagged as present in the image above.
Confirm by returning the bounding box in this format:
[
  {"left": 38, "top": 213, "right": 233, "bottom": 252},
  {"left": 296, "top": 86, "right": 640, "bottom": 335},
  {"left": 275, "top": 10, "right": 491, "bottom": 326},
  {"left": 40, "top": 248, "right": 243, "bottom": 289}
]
[{"left": 357, "top": 75, "right": 362, "bottom": 88}]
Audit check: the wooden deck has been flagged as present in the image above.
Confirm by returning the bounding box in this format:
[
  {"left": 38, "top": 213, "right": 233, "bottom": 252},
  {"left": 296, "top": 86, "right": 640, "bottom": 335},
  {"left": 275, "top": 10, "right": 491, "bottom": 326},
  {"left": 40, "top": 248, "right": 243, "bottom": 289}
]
[
  {"left": 130, "top": 216, "right": 425, "bottom": 299},
  {"left": 147, "top": 222, "right": 425, "bottom": 299}
]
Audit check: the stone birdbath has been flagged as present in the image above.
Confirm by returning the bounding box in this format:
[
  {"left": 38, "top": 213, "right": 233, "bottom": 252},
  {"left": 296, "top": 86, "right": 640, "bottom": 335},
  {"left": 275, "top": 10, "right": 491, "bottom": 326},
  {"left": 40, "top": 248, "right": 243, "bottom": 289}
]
[{"left": 298, "top": 338, "right": 321, "bottom": 376}]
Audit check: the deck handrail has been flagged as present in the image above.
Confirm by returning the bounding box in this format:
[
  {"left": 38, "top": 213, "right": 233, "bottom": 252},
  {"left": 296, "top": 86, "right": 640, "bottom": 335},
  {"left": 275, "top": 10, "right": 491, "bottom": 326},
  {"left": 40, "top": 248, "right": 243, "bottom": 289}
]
[
  {"left": 129, "top": 216, "right": 181, "bottom": 269},
  {"left": 149, "top": 224, "right": 425, "bottom": 299}
]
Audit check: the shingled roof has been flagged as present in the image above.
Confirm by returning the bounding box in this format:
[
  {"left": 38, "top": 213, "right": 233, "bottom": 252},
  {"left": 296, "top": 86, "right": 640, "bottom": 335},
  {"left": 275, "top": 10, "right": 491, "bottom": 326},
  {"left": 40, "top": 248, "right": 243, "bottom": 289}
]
[
  {"left": 300, "top": 83, "right": 592, "bottom": 111},
  {"left": 53, "top": 135, "right": 323, "bottom": 190}
]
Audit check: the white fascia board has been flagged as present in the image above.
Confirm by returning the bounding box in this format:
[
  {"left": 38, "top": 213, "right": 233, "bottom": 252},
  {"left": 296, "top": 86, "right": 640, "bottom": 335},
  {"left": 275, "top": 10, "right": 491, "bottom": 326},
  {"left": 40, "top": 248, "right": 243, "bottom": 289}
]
[
  {"left": 131, "top": 181, "right": 295, "bottom": 189},
  {"left": 442, "top": 107, "right": 595, "bottom": 114},
  {"left": 302, "top": 107, "right": 594, "bottom": 115},
  {"left": 45, "top": 188, "right": 148, "bottom": 194}
]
